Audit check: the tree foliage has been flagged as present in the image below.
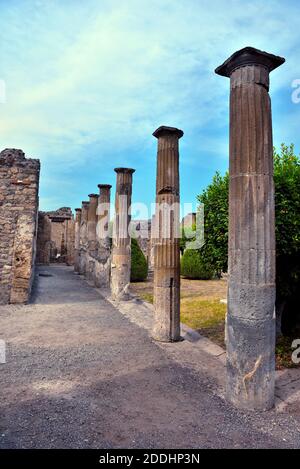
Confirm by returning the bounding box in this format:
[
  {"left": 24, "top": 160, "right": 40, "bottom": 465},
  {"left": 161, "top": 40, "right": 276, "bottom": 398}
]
[
  {"left": 197, "top": 172, "right": 229, "bottom": 277},
  {"left": 181, "top": 249, "right": 214, "bottom": 280},
  {"left": 130, "top": 238, "right": 148, "bottom": 282},
  {"left": 195, "top": 144, "right": 300, "bottom": 333}
]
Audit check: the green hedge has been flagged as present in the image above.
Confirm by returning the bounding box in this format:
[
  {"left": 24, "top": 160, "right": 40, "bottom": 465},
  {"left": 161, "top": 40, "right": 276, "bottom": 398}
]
[
  {"left": 181, "top": 249, "right": 214, "bottom": 280},
  {"left": 130, "top": 238, "right": 148, "bottom": 281}
]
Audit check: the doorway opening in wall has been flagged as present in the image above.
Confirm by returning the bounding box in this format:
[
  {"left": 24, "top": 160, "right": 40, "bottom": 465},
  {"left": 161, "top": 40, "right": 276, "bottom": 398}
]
[{"left": 36, "top": 207, "right": 75, "bottom": 267}]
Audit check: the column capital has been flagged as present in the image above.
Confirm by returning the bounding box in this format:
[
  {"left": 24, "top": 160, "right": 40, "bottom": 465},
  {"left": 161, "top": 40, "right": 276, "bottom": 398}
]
[
  {"left": 153, "top": 126, "right": 183, "bottom": 139},
  {"left": 75, "top": 208, "right": 82, "bottom": 212},
  {"left": 88, "top": 193, "right": 99, "bottom": 199},
  {"left": 81, "top": 201, "right": 89, "bottom": 207},
  {"left": 215, "top": 46, "right": 285, "bottom": 78},
  {"left": 114, "top": 167, "right": 135, "bottom": 174},
  {"left": 98, "top": 184, "right": 112, "bottom": 190}
]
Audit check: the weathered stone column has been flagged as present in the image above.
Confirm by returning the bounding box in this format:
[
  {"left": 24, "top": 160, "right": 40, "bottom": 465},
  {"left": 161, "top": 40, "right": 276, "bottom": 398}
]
[
  {"left": 111, "top": 168, "right": 135, "bottom": 300},
  {"left": 86, "top": 194, "right": 98, "bottom": 280},
  {"left": 66, "top": 216, "right": 75, "bottom": 266},
  {"left": 95, "top": 184, "right": 112, "bottom": 287},
  {"left": 97, "top": 184, "right": 112, "bottom": 250},
  {"left": 78, "top": 201, "right": 89, "bottom": 275},
  {"left": 215, "top": 47, "right": 285, "bottom": 410},
  {"left": 152, "top": 126, "right": 183, "bottom": 342},
  {"left": 74, "top": 208, "right": 81, "bottom": 273},
  {"left": 87, "top": 194, "right": 98, "bottom": 255}
]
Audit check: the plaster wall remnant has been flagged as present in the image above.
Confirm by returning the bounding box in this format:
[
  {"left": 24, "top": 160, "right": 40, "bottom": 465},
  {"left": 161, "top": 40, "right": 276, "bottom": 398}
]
[
  {"left": 0, "top": 148, "right": 40, "bottom": 304},
  {"left": 94, "top": 184, "right": 112, "bottom": 288},
  {"left": 215, "top": 47, "right": 285, "bottom": 410},
  {"left": 152, "top": 126, "right": 183, "bottom": 342},
  {"left": 111, "top": 168, "right": 135, "bottom": 300}
]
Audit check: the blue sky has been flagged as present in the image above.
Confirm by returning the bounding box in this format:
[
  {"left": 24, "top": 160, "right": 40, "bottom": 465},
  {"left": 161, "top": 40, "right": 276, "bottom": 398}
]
[{"left": 1, "top": 0, "right": 299, "bottom": 217}]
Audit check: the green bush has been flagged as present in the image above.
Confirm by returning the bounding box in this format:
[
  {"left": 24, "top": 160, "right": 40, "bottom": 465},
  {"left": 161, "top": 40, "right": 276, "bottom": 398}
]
[
  {"left": 130, "top": 238, "right": 148, "bottom": 282},
  {"left": 196, "top": 144, "right": 300, "bottom": 334},
  {"left": 181, "top": 249, "right": 214, "bottom": 280}
]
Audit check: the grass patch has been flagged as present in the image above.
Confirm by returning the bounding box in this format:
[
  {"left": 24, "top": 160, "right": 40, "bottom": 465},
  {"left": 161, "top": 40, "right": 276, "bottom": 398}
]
[
  {"left": 181, "top": 297, "right": 226, "bottom": 348},
  {"left": 139, "top": 292, "right": 154, "bottom": 304},
  {"left": 181, "top": 297, "right": 226, "bottom": 329},
  {"left": 137, "top": 289, "right": 300, "bottom": 369}
]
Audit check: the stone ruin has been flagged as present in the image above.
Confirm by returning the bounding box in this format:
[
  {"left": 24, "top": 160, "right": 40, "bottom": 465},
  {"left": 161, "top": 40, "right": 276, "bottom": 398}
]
[
  {"left": 216, "top": 47, "right": 285, "bottom": 410},
  {"left": 0, "top": 46, "right": 287, "bottom": 412},
  {"left": 74, "top": 184, "right": 112, "bottom": 289},
  {"left": 36, "top": 207, "right": 74, "bottom": 265},
  {"left": 0, "top": 149, "right": 40, "bottom": 304}
]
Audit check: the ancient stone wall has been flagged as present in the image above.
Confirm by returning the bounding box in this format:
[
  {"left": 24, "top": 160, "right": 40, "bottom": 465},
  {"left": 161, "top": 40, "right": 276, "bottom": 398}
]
[
  {"left": 0, "top": 148, "right": 40, "bottom": 304},
  {"left": 36, "top": 212, "right": 51, "bottom": 264},
  {"left": 75, "top": 186, "right": 112, "bottom": 288},
  {"left": 36, "top": 207, "right": 75, "bottom": 265}
]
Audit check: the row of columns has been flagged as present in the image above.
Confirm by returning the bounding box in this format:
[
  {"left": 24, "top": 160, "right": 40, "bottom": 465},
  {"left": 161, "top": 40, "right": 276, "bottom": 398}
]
[
  {"left": 74, "top": 169, "right": 135, "bottom": 299},
  {"left": 73, "top": 46, "right": 285, "bottom": 412}
]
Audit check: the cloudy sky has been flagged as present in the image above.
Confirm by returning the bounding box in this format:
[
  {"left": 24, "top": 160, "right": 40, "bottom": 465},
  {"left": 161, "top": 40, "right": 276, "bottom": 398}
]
[{"left": 1, "top": 0, "right": 299, "bottom": 216}]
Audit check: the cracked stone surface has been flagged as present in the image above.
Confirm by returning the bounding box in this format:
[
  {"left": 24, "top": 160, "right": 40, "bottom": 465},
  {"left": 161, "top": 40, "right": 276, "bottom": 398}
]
[{"left": 0, "top": 264, "right": 300, "bottom": 449}]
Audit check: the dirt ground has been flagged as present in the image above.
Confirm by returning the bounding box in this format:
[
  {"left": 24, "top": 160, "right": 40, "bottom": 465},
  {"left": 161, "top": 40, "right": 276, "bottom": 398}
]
[
  {"left": 130, "top": 277, "right": 227, "bottom": 301},
  {"left": 1, "top": 265, "right": 300, "bottom": 449}
]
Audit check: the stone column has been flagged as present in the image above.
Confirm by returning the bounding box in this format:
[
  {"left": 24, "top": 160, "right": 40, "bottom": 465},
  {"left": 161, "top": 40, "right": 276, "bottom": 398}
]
[
  {"left": 66, "top": 217, "right": 75, "bottom": 266},
  {"left": 95, "top": 184, "right": 112, "bottom": 287},
  {"left": 111, "top": 168, "right": 135, "bottom": 300},
  {"left": 79, "top": 201, "right": 89, "bottom": 275},
  {"left": 87, "top": 194, "right": 98, "bottom": 255},
  {"left": 152, "top": 126, "right": 183, "bottom": 342},
  {"left": 215, "top": 47, "right": 285, "bottom": 410},
  {"left": 86, "top": 194, "right": 98, "bottom": 280},
  {"left": 97, "top": 184, "right": 112, "bottom": 251},
  {"left": 74, "top": 208, "right": 81, "bottom": 273}
]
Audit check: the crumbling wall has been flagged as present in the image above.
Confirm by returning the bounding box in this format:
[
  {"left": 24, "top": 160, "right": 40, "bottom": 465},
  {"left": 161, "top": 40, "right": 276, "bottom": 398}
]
[
  {"left": 36, "top": 207, "right": 75, "bottom": 265},
  {"left": 0, "top": 148, "right": 40, "bottom": 304},
  {"left": 36, "top": 212, "right": 51, "bottom": 264}
]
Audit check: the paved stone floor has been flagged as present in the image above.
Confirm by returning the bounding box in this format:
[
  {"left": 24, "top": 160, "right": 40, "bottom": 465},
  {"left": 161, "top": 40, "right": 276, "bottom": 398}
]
[{"left": 0, "top": 264, "right": 300, "bottom": 449}]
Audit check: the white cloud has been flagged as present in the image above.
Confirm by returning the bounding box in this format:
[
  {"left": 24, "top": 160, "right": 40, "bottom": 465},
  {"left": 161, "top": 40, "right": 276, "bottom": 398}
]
[{"left": 0, "top": 0, "right": 299, "bottom": 208}]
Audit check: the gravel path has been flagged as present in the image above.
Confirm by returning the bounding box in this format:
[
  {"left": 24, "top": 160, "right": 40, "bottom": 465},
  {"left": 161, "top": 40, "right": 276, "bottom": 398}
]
[{"left": 0, "top": 264, "right": 300, "bottom": 449}]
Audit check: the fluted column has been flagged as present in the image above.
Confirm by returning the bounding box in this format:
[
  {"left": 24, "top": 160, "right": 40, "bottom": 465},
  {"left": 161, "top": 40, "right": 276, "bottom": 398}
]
[
  {"left": 74, "top": 208, "right": 81, "bottom": 273},
  {"left": 79, "top": 201, "right": 89, "bottom": 275},
  {"left": 86, "top": 193, "right": 98, "bottom": 280},
  {"left": 111, "top": 168, "right": 135, "bottom": 300},
  {"left": 215, "top": 47, "right": 285, "bottom": 410},
  {"left": 87, "top": 194, "right": 98, "bottom": 255},
  {"left": 95, "top": 184, "right": 112, "bottom": 287},
  {"left": 152, "top": 126, "right": 183, "bottom": 342},
  {"left": 97, "top": 184, "right": 112, "bottom": 251}
]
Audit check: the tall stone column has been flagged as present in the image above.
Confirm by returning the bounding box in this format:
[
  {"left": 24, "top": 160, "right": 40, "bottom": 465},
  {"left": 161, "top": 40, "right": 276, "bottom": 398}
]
[
  {"left": 111, "top": 168, "right": 135, "bottom": 300},
  {"left": 86, "top": 193, "right": 98, "bottom": 280},
  {"left": 95, "top": 184, "right": 112, "bottom": 287},
  {"left": 74, "top": 208, "right": 81, "bottom": 273},
  {"left": 152, "top": 126, "right": 183, "bottom": 342},
  {"left": 215, "top": 47, "right": 285, "bottom": 410},
  {"left": 79, "top": 201, "right": 89, "bottom": 275},
  {"left": 97, "top": 184, "right": 112, "bottom": 251},
  {"left": 87, "top": 194, "right": 98, "bottom": 255},
  {"left": 66, "top": 217, "right": 75, "bottom": 266}
]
